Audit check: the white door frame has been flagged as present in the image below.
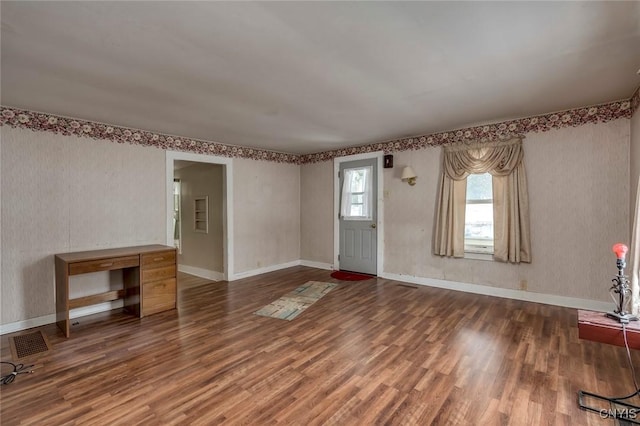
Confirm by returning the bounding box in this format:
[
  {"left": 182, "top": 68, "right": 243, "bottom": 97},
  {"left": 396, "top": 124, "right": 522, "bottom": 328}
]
[
  {"left": 166, "top": 151, "right": 234, "bottom": 281},
  {"left": 333, "top": 151, "right": 384, "bottom": 275}
]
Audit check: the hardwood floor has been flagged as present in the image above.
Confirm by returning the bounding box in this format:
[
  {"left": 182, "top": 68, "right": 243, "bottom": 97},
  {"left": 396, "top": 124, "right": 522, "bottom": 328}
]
[{"left": 1, "top": 266, "right": 638, "bottom": 425}]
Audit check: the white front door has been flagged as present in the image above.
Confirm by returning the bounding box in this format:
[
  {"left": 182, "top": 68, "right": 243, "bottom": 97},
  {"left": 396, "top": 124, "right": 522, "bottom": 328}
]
[{"left": 339, "top": 158, "right": 377, "bottom": 275}]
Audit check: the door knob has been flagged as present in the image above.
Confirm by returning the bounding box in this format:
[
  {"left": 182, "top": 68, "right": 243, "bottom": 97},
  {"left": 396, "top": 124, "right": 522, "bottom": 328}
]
[{"left": 371, "top": 223, "right": 377, "bottom": 229}]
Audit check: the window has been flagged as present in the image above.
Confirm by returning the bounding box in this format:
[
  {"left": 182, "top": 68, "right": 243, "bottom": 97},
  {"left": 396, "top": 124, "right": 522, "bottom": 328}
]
[
  {"left": 433, "top": 138, "right": 530, "bottom": 263},
  {"left": 340, "top": 166, "right": 372, "bottom": 220},
  {"left": 465, "top": 173, "right": 493, "bottom": 254}
]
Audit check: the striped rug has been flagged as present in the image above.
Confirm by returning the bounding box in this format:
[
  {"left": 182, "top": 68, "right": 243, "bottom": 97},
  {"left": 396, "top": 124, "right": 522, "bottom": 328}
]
[{"left": 254, "top": 281, "right": 337, "bottom": 321}]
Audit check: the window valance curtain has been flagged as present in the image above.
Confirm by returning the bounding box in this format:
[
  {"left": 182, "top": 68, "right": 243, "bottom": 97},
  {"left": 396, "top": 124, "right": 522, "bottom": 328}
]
[{"left": 433, "top": 137, "right": 531, "bottom": 263}]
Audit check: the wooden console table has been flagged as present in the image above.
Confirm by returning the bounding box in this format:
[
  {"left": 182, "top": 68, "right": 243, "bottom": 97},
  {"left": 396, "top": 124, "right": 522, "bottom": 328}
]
[
  {"left": 55, "top": 245, "right": 177, "bottom": 337},
  {"left": 577, "top": 309, "right": 640, "bottom": 350}
]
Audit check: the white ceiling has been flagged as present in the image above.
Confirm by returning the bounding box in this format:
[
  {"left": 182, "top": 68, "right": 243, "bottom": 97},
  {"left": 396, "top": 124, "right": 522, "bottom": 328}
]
[{"left": 2, "top": 1, "right": 639, "bottom": 155}]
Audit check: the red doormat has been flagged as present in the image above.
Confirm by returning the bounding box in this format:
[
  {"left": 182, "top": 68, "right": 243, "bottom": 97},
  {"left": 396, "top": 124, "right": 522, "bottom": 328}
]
[{"left": 330, "top": 270, "right": 375, "bottom": 281}]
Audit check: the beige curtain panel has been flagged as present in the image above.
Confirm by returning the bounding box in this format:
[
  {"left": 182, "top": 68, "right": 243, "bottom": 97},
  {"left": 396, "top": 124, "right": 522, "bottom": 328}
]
[
  {"left": 433, "top": 137, "right": 531, "bottom": 263},
  {"left": 630, "top": 176, "right": 640, "bottom": 315}
]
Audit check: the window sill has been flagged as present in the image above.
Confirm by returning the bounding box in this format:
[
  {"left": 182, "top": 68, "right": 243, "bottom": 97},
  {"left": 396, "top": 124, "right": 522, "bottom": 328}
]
[{"left": 464, "top": 252, "right": 494, "bottom": 261}]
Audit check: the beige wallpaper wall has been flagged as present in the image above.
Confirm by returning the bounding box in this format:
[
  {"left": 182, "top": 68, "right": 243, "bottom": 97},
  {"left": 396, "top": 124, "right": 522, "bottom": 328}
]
[
  {"left": 1, "top": 113, "right": 634, "bottom": 326},
  {"left": 1, "top": 127, "right": 166, "bottom": 324},
  {"left": 1, "top": 128, "right": 302, "bottom": 327},
  {"left": 300, "top": 161, "right": 333, "bottom": 264},
  {"left": 233, "top": 158, "right": 300, "bottom": 273},
  {"left": 301, "top": 119, "right": 630, "bottom": 302},
  {"left": 174, "top": 163, "right": 224, "bottom": 274}
]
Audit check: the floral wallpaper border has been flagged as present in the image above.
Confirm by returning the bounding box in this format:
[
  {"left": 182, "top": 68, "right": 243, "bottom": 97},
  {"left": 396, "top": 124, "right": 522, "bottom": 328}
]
[
  {"left": 299, "top": 96, "right": 636, "bottom": 164},
  {"left": 631, "top": 85, "right": 640, "bottom": 116},
  {"left": 1, "top": 87, "right": 638, "bottom": 165},
  {"left": 0, "top": 107, "right": 299, "bottom": 164}
]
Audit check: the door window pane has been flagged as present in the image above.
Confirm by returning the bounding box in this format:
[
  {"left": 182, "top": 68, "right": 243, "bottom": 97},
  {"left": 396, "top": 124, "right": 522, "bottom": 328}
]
[{"left": 340, "top": 166, "right": 373, "bottom": 220}]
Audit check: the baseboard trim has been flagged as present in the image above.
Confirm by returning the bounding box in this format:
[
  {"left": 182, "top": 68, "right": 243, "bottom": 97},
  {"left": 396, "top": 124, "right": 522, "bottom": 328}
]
[
  {"left": 380, "top": 272, "right": 611, "bottom": 311},
  {"left": 300, "top": 260, "right": 334, "bottom": 270},
  {"left": 231, "top": 260, "right": 301, "bottom": 280},
  {"left": 0, "top": 301, "right": 122, "bottom": 336},
  {"left": 178, "top": 264, "right": 224, "bottom": 281},
  {"left": 70, "top": 301, "right": 123, "bottom": 319},
  {"left": 1, "top": 261, "right": 303, "bottom": 333},
  {"left": 3, "top": 265, "right": 611, "bottom": 335},
  {"left": 0, "top": 314, "right": 57, "bottom": 335}
]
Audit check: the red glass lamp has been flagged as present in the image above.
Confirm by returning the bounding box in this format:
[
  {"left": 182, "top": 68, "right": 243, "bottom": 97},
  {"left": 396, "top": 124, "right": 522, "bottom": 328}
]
[
  {"left": 607, "top": 243, "right": 637, "bottom": 323},
  {"left": 613, "top": 243, "right": 628, "bottom": 261}
]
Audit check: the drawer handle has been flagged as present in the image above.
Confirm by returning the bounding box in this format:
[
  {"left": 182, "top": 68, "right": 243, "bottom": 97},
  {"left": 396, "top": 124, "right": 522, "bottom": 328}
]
[
  {"left": 153, "top": 257, "right": 164, "bottom": 261},
  {"left": 99, "top": 262, "right": 113, "bottom": 267}
]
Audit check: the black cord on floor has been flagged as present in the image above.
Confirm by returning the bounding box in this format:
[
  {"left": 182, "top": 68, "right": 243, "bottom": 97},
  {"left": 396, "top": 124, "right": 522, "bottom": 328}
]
[
  {"left": 578, "top": 319, "right": 640, "bottom": 424},
  {"left": 611, "top": 322, "right": 640, "bottom": 401},
  {"left": 0, "top": 362, "right": 34, "bottom": 385}
]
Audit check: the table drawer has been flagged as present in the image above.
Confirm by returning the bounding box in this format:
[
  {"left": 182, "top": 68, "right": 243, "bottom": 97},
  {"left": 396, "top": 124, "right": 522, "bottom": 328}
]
[
  {"left": 142, "top": 277, "right": 176, "bottom": 316},
  {"left": 142, "top": 265, "right": 175, "bottom": 282},
  {"left": 69, "top": 255, "right": 139, "bottom": 275},
  {"left": 141, "top": 250, "right": 176, "bottom": 270}
]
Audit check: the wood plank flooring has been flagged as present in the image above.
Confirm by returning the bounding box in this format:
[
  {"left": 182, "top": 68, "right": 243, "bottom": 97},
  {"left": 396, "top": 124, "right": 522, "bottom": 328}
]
[{"left": 1, "top": 266, "right": 639, "bottom": 425}]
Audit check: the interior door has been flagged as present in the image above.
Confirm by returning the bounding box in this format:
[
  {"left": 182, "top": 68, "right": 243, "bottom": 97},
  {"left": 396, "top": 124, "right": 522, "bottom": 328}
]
[{"left": 339, "top": 158, "right": 377, "bottom": 275}]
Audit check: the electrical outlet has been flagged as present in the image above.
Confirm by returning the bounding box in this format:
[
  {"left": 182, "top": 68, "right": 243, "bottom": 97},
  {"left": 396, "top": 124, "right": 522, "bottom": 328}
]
[{"left": 520, "top": 279, "right": 528, "bottom": 291}]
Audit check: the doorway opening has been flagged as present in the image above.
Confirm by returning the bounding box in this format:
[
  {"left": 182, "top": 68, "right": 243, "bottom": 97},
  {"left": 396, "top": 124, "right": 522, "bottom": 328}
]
[
  {"left": 333, "top": 152, "right": 384, "bottom": 276},
  {"left": 166, "top": 151, "right": 234, "bottom": 281}
]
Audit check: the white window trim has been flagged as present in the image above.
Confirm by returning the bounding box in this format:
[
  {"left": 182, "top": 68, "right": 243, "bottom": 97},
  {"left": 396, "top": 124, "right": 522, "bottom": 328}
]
[{"left": 464, "top": 252, "right": 494, "bottom": 261}]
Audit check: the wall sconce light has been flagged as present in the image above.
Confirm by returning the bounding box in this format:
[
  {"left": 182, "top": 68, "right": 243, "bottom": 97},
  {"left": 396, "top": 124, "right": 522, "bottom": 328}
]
[{"left": 401, "top": 166, "right": 417, "bottom": 186}]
